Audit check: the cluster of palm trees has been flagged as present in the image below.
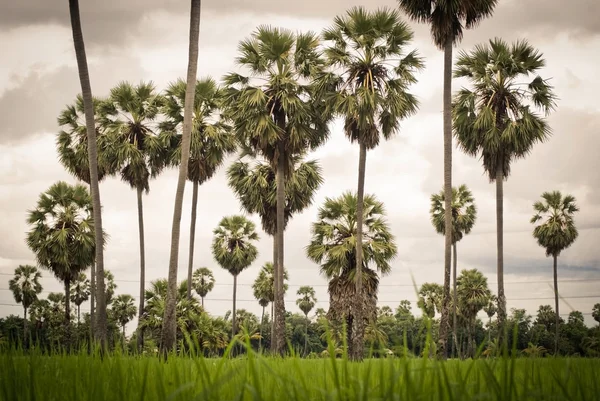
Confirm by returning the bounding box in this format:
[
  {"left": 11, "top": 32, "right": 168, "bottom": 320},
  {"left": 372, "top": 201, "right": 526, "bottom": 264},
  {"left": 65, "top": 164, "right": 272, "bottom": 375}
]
[{"left": 18, "top": 0, "right": 580, "bottom": 359}]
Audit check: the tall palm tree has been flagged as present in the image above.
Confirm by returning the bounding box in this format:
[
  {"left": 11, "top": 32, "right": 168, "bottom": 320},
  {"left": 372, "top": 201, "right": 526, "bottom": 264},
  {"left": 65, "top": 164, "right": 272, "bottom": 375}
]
[
  {"left": 100, "top": 80, "right": 168, "bottom": 351},
  {"left": 531, "top": 191, "right": 579, "bottom": 355},
  {"left": 67, "top": 0, "right": 108, "bottom": 345},
  {"left": 161, "top": 0, "right": 204, "bottom": 354},
  {"left": 318, "top": 7, "right": 422, "bottom": 360},
  {"left": 9, "top": 265, "right": 43, "bottom": 337},
  {"left": 223, "top": 26, "right": 329, "bottom": 354},
  {"left": 453, "top": 39, "right": 557, "bottom": 338},
  {"left": 162, "top": 77, "right": 237, "bottom": 300},
  {"left": 430, "top": 184, "right": 477, "bottom": 356},
  {"left": 192, "top": 267, "right": 215, "bottom": 308},
  {"left": 26, "top": 182, "right": 96, "bottom": 328},
  {"left": 296, "top": 285, "right": 317, "bottom": 356},
  {"left": 397, "top": 0, "right": 498, "bottom": 358},
  {"left": 112, "top": 294, "right": 137, "bottom": 339},
  {"left": 457, "top": 269, "right": 491, "bottom": 358},
  {"left": 212, "top": 215, "right": 259, "bottom": 337},
  {"left": 307, "top": 192, "right": 397, "bottom": 357},
  {"left": 70, "top": 272, "right": 90, "bottom": 324}
]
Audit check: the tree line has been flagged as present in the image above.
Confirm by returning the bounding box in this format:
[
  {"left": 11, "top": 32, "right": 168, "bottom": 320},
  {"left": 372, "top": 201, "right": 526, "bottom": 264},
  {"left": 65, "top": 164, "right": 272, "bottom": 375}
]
[{"left": 9, "top": 0, "right": 587, "bottom": 359}]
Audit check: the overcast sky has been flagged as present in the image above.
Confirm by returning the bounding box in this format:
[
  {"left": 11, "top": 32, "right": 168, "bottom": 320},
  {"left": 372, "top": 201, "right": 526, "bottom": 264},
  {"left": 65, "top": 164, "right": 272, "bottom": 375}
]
[{"left": 1, "top": 0, "right": 599, "bottom": 329}]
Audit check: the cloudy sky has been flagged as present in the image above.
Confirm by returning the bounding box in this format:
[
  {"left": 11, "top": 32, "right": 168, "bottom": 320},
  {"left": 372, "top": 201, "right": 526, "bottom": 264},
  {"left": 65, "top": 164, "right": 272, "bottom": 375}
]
[{"left": 1, "top": 0, "right": 599, "bottom": 329}]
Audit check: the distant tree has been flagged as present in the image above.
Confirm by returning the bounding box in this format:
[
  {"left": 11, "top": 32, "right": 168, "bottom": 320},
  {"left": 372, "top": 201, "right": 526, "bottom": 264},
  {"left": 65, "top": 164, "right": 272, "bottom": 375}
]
[
  {"left": 531, "top": 191, "right": 579, "bottom": 354},
  {"left": 112, "top": 294, "right": 137, "bottom": 339},
  {"left": 483, "top": 295, "right": 497, "bottom": 342},
  {"left": 593, "top": 303, "right": 600, "bottom": 326},
  {"left": 418, "top": 283, "right": 443, "bottom": 318},
  {"left": 457, "top": 269, "right": 491, "bottom": 357},
  {"left": 296, "top": 286, "right": 317, "bottom": 356},
  {"left": 192, "top": 267, "right": 215, "bottom": 308},
  {"left": 9, "top": 265, "right": 42, "bottom": 337},
  {"left": 70, "top": 272, "right": 90, "bottom": 323}
]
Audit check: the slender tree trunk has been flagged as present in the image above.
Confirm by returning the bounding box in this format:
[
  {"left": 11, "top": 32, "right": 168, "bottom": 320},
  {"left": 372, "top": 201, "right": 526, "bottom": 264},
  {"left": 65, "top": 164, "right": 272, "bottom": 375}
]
[
  {"left": 274, "top": 141, "right": 286, "bottom": 355},
  {"left": 68, "top": 0, "right": 107, "bottom": 347},
  {"left": 351, "top": 142, "right": 367, "bottom": 361},
  {"left": 304, "top": 313, "right": 309, "bottom": 357},
  {"left": 78, "top": 304, "right": 81, "bottom": 324},
  {"left": 495, "top": 166, "right": 507, "bottom": 342},
  {"left": 271, "top": 236, "right": 277, "bottom": 351},
  {"left": 161, "top": 0, "right": 201, "bottom": 356},
  {"left": 123, "top": 325, "right": 126, "bottom": 340},
  {"left": 467, "top": 320, "right": 473, "bottom": 358},
  {"left": 201, "top": 296, "right": 204, "bottom": 309},
  {"left": 136, "top": 186, "right": 146, "bottom": 352},
  {"left": 439, "top": 36, "right": 454, "bottom": 359},
  {"left": 65, "top": 278, "right": 71, "bottom": 327},
  {"left": 187, "top": 180, "right": 199, "bottom": 299},
  {"left": 89, "top": 183, "right": 95, "bottom": 333},
  {"left": 452, "top": 242, "right": 460, "bottom": 359},
  {"left": 23, "top": 306, "right": 28, "bottom": 346},
  {"left": 232, "top": 274, "right": 238, "bottom": 338},
  {"left": 260, "top": 305, "right": 265, "bottom": 350},
  {"left": 553, "top": 254, "right": 559, "bottom": 355}
]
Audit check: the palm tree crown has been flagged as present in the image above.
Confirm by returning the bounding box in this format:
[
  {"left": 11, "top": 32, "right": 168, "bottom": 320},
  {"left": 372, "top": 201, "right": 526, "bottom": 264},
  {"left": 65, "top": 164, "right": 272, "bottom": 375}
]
[
  {"left": 9, "top": 265, "right": 43, "bottom": 315},
  {"left": 430, "top": 184, "right": 477, "bottom": 244},
  {"left": 531, "top": 191, "right": 579, "bottom": 257},
  {"left": 453, "top": 38, "right": 557, "bottom": 180},
  {"left": 296, "top": 286, "right": 317, "bottom": 316},
  {"left": 192, "top": 267, "right": 216, "bottom": 300},
  {"left": 212, "top": 216, "right": 259, "bottom": 276}
]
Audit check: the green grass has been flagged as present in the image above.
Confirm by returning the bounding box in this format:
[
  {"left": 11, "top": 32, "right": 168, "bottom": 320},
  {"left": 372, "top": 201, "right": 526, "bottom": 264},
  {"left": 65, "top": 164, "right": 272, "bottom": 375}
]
[{"left": 1, "top": 348, "right": 599, "bottom": 401}]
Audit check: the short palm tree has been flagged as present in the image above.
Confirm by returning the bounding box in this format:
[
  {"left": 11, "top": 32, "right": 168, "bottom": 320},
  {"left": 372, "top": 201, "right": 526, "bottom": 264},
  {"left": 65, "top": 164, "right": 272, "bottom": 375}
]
[
  {"left": 457, "top": 269, "right": 491, "bottom": 358},
  {"left": 418, "top": 283, "right": 443, "bottom": 318},
  {"left": 296, "top": 286, "right": 317, "bottom": 356},
  {"left": 318, "top": 7, "right": 422, "bottom": 359},
  {"left": 67, "top": 0, "right": 109, "bottom": 344},
  {"left": 212, "top": 215, "right": 259, "bottom": 337},
  {"left": 252, "top": 274, "right": 271, "bottom": 350},
  {"left": 223, "top": 25, "right": 329, "bottom": 353},
  {"left": 99, "top": 81, "right": 167, "bottom": 349},
  {"left": 252, "top": 262, "right": 289, "bottom": 346},
  {"left": 453, "top": 39, "right": 556, "bottom": 334},
  {"left": 483, "top": 295, "right": 497, "bottom": 342},
  {"left": 112, "top": 294, "right": 137, "bottom": 339},
  {"left": 192, "top": 267, "right": 215, "bottom": 308},
  {"left": 161, "top": 77, "right": 237, "bottom": 300},
  {"left": 531, "top": 191, "right": 579, "bottom": 355},
  {"left": 307, "top": 192, "right": 397, "bottom": 357},
  {"left": 70, "top": 272, "right": 90, "bottom": 324},
  {"left": 26, "top": 182, "right": 96, "bottom": 327},
  {"left": 9, "top": 265, "right": 42, "bottom": 336},
  {"left": 430, "top": 184, "right": 477, "bottom": 355},
  {"left": 397, "top": 0, "right": 498, "bottom": 357}
]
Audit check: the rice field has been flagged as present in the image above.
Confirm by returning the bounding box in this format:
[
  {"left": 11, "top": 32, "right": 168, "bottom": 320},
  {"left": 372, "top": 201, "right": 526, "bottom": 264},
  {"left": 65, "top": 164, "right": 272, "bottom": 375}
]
[{"left": 1, "top": 347, "right": 599, "bottom": 401}]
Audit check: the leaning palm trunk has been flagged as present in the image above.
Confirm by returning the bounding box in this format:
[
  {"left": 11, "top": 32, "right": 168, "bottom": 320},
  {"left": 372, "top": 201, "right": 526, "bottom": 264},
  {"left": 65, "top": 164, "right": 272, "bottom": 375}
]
[
  {"left": 160, "top": 0, "right": 201, "bottom": 355},
  {"left": 136, "top": 186, "right": 146, "bottom": 352},
  {"left": 495, "top": 166, "right": 507, "bottom": 340},
  {"left": 452, "top": 243, "right": 460, "bottom": 359},
  {"left": 68, "top": 0, "right": 107, "bottom": 347},
  {"left": 553, "top": 254, "right": 559, "bottom": 355},
  {"left": 273, "top": 143, "right": 286, "bottom": 355},
  {"left": 439, "top": 37, "right": 453, "bottom": 359},
  {"left": 351, "top": 142, "right": 367, "bottom": 361},
  {"left": 187, "top": 181, "right": 199, "bottom": 299}
]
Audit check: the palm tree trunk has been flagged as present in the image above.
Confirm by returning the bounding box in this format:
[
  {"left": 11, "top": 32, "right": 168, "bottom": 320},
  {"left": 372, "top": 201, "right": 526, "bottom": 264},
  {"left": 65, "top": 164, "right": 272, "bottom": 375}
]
[
  {"left": 467, "top": 320, "right": 473, "bottom": 358},
  {"left": 452, "top": 242, "right": 460, "bottom": 359},
  {"left": 68, "top": 0, "right": 107, "bottom": 348},
  {"left": 23, "top": 306, "right": 28, "bottom": 346},
  {"left": 553, "top": 254, "right": 559, "bottom": 355},
  {"left": 78, "top": 304, "right": 81, "bottom": 324},
  {"left": 201, "top": 296, "right": 204, "bottom": 309},
  {"left": 439, "top": 36, "right": 454, "bottom": 360},
  {"left": 495, "top": 166, "right": 507, "bottom": 341},
  {"left": 65, "top": 278, "right": 71, "bottom": 326},
  {"left": 351, "top": 142, "right": 367, "bottom": 361},
  {"left": 136, "top": 186, "right": 146, "bottom": 352},
  {"left": 260, "top": 305, "right": 265, "bottom": 350},
  {"left": 90, "top": 262, "right": 95, "bottom": 332},
  {"left": 160, "top": 0, "right": 201, "bottom": 357},
  {"left": 304, "top": 313, "right": 309, "bottom": 357},
  {"left": 187, "top": 180, "right": 199, "bottom": 299},
  {"left": 274, "top": 141, "right": 286, "bottom": 355},
  {"left": 232, "top": 274, "right": 238, "bottom": 338},
  {"left": 271, "top": 236, "right": 277, "bottom": 352}
]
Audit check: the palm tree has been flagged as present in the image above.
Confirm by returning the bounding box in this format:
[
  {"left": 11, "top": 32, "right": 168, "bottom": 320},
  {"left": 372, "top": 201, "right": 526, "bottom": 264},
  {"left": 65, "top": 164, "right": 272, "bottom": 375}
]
[
  {"left": 397, "top": 0, "right": 498, "bottom": 358},
  {"left": 161, "top": 0, "right": 203, "bottom": 353},
  {"left": 457, "top": 269, "right": 491, "bottom": 358},
  {"left": 212, "top": 215, "right": 259, "bottom": 337},
  {"left": 67, "top": 0, "right": 108, "bottom": 345},
  {"left": 223, "top": 25, "right": 329, "bottom": 354},
  {"left": 192, "top": 267, "right": 215, "bottom": 308},
  {"left": 252, "top": 262, "right": 289, "bottom": 346},
  {"left": 318, "top": 7, "right": 422, "bottom": 360},
  {"left": 483, "top": 295, "right": 497, "bottom": 342},
  {"left": 70, "top": 272, "right": 90, "bottom": 324},
  {"left": 103, "top": 270, "right": 117, "bottom": 306},
  {"left": 307, "top": 192, "right": 397, "bottom": 357},
  {"left": 418, "top": 283, "right": 443, "bottom": 318},
  {"left": 99, "top": 80, "right": 168, "bottom": 351},
  {"left": 26, "top": 182, "right": 96, "bottom": 328},
  {"left": 112, "top": 294, "right": 137, "bottom": 339},
  {"left": 9, "top": 265, "right": 43, "bottom": 337},
  {"left": 453, "top": 39, "right": 556, "bottom": 337},
  {"left": 162, "top": 77, "right": 236, "bottom": 301},
  {"left": 593, "top": 303, "right": 600, "bottom": 326},
  {"left": 531, "top": 191, "right": 579, "bottom": 355},
  {"left": 296, "top": 286, "right": 317, "bottom": 356},
  {"left": 430, "top": 184, "right": 477, "bottom": 356}
]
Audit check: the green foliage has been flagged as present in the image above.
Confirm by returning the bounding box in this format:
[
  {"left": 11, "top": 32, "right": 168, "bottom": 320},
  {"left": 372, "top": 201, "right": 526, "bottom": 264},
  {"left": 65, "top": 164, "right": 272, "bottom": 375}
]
[
  {"left": 531, "top": 191, "right": 579, "bottom": 257},
  {"left": 296, "top": 286, "right": 316, "bottom": 317},
  {"left": 430, "top": 185, "right": 477, "bottom": 244},
  {"left": 9, "top": 265, "right": 42, "bottom": 314},
  {"left": 192, "top": 267, "right": 215, "bottom": 300},
  {"left": 212, "top": 216, "right": 259, "bottom": 276},
  {"left": 111, "top": 294, "right": 137, "bottom": 334}
]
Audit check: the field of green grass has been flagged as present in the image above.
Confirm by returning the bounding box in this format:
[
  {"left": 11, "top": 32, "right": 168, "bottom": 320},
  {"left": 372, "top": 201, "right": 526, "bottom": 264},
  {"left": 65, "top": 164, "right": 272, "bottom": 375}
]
[{"left": 2, "top": 348, "right": 599, "bottom": 401}]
